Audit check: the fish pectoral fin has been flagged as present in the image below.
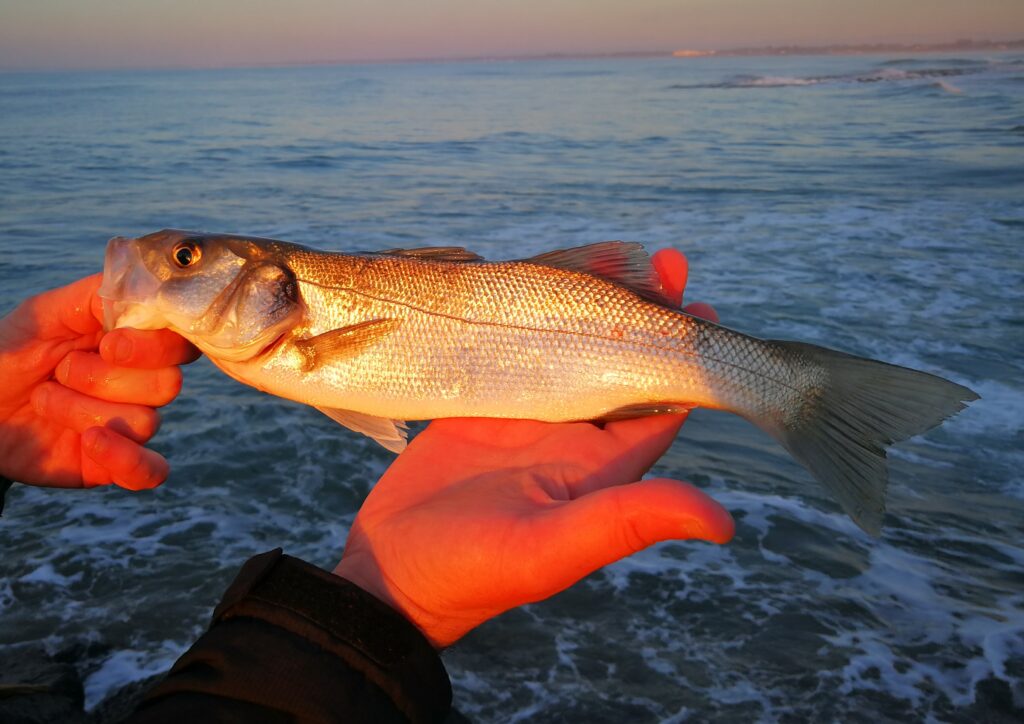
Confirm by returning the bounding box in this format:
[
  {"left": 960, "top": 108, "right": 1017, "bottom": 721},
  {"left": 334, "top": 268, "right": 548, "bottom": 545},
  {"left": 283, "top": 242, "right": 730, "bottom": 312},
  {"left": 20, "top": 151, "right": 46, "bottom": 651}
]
[
  {"left": 595, "top": 402, "right": 694, "bottom": 422},
  {"left": 316, "top": 406, "right": 409, "bottom": 453},
  {"left": 294, "top": 318, "right": 399, "bottom": 371},
  {"left": 526, "top": 241, "right": 676, "bottom": 307},
  {"left": 377, "top": 246, "right": 484, "bottom": 262}
]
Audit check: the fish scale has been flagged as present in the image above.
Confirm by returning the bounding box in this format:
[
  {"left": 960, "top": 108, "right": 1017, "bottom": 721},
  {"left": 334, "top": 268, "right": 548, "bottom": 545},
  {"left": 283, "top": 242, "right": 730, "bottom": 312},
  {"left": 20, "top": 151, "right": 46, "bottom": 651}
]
[
  {"left": 278, "top": 252, "right": 723, "bottom": 418},
  {"left": 99, "top": 229, "right": 978, "bottom": 533}
]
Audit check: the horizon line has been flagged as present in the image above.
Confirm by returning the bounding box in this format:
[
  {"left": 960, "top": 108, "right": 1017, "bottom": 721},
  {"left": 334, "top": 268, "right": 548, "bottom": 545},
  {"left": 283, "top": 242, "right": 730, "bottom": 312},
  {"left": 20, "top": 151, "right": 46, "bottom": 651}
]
[{"left": 1, "top": 37, "right": 1021, "bottom": 75}]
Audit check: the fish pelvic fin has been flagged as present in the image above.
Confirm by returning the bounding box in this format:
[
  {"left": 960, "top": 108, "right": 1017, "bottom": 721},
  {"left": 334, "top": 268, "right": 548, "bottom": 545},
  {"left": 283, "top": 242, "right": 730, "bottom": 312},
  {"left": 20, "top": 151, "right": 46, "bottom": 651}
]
[
  {"left": 760, "top": 341, "right": 978, "bottom": 536},
  {"left": 316, "top": 406, "right": 409, "bottom": 453},
  {"left": 596, "top": 402, "right": 694, "bottom": 422}
]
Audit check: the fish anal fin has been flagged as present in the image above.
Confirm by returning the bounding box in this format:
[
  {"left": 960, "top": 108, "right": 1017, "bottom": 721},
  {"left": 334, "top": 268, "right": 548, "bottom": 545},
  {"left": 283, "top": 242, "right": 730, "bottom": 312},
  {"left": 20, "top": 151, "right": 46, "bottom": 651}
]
[
  {"left": 526, "top": 241, "right": 676, "bottom": 307},
  {"left": 378, "top": 246, "right": 484, "bottom": 262},
  {"left": 596, "top": 402, "right": 694, "bottom": 422},
  {"left": 316, "top": 406, "right": 409, "bottom": 453},
  {"left": 295, "top": 318, "right": 398, "bottom": 371}
]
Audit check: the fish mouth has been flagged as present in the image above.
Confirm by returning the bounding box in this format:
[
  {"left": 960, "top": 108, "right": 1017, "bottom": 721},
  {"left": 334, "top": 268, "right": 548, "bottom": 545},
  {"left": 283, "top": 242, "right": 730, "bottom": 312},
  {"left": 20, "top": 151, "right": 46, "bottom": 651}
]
[{"left": 99, "top": 236, "right": 164, "bottom": 331}]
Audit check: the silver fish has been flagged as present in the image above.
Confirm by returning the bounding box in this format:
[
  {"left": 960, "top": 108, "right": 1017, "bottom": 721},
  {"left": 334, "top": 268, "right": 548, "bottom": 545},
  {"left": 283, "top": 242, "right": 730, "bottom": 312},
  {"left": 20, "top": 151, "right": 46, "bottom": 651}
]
[{"left": 100, "top": 229, "right": 978, "bottom": 534}]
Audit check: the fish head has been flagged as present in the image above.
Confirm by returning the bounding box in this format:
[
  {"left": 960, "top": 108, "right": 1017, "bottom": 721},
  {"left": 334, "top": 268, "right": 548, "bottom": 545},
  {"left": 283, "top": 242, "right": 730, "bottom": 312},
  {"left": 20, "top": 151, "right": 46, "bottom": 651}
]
[{"left": 100, "top": 229, "right": 304, "bottom": 362}]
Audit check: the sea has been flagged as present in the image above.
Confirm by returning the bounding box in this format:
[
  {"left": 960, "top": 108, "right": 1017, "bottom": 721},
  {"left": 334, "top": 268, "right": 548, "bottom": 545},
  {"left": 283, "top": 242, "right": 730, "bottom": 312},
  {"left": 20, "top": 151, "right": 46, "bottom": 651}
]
[{"left": 1, "top": 53, "right": 1022, "bottom": 722}]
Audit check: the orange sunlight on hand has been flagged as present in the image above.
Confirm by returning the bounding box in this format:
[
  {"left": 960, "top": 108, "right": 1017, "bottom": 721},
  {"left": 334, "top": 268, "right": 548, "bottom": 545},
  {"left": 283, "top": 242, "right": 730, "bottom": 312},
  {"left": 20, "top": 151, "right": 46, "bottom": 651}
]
[
  {"left": 0, "top": 274, "right": 199, "bottom": 491},
  {"left": 335, "top": 249, "right": 735, "bottom": 647}
]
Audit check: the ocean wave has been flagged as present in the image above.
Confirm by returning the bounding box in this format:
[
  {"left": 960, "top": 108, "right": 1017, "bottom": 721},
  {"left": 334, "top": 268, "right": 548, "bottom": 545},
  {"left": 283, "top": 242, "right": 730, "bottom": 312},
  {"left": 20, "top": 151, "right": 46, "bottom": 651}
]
[
  {"left": 669, "top": 59, "right": 1024, "bottom": 91},
  {"left": 446, "top": 483, "right": 1024, "bottom": 720},
  {"left": 3, "top": 57, "right": 1022, "bottom": 721},
  {"left": 738, "top": 74, "right": 820, "bottom": 87},
  {"left": 879, "top": 57, "right": 990, "bottom": 68}
]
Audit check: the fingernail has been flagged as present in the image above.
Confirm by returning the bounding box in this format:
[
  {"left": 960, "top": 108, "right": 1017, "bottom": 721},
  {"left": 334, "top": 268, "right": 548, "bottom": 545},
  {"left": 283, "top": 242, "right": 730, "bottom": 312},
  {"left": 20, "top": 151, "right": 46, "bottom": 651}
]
[{"left": 112, "top": 336, "right": 133, "bottom": 363}]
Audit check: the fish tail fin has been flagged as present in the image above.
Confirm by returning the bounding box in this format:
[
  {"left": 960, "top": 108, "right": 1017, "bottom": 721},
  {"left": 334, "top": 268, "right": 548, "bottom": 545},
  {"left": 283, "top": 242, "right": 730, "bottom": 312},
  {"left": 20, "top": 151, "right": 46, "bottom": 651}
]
[{"left": 759, "top": 341, "right": 978, "bottom": 536}]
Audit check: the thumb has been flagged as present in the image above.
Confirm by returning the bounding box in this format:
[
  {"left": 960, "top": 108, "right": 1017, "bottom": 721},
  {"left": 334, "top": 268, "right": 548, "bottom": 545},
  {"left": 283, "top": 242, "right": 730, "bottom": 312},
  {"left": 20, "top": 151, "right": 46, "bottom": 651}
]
[
  {"left": 531, "top": 478, "right": 734, "bottom": 595},
  {"left": 42, "top": 274, "right": 104, "bottom": 336}
]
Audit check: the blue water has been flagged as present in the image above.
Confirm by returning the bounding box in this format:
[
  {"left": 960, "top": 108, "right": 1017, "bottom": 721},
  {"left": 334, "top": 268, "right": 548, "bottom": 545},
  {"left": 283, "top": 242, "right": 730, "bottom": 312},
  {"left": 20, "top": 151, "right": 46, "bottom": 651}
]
[{"left": 1, "top": 54, "right": 1023, "bottom": 721}]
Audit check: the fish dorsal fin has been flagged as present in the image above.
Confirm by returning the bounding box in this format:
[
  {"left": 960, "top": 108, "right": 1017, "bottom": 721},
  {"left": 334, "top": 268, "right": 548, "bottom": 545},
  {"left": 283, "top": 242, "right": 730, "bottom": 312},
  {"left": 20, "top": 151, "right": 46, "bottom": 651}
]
[
  {"left": 378, "top": 246, "right": 484, "bottom": 262},
  {"left": 526, "top": 241, "right": 675, "bottom": 306},
  {"left": 316, "top": 406, "right": 408, "bottom": 453},
  {"left": 294, "top": 318, "right": 399, "bottom": 371}
]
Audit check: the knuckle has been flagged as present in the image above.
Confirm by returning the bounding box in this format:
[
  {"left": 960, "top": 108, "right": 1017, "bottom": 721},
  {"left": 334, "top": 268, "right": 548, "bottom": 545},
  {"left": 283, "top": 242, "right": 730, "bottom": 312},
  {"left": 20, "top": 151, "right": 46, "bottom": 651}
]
[
  {"left": 613, "top": 493, "right": 648, "bottom": 554},
  {"left": 621, "top": 517, "right": 648, "bottom": 554}
]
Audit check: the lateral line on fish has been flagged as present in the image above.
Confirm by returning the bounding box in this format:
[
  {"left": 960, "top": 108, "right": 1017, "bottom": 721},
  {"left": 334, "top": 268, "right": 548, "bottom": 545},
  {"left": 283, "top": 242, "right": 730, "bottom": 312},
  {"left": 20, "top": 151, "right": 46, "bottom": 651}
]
[{"left": 295, "top": 275, "right": 807, "bottom": 397}]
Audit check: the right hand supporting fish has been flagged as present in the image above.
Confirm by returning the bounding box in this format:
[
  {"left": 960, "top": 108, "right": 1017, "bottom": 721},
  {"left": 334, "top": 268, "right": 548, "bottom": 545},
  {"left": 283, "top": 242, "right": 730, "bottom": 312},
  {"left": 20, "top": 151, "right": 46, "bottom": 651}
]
[{"left": 334, "top": 250, "right": 735, "bottom": 648}]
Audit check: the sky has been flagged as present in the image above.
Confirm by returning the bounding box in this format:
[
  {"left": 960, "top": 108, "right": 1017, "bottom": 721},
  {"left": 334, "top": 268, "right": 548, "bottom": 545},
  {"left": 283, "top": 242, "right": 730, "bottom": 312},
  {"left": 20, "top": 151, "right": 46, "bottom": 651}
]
[{"left": 1, "top": 0, "right": 1023, "bottom": 71}]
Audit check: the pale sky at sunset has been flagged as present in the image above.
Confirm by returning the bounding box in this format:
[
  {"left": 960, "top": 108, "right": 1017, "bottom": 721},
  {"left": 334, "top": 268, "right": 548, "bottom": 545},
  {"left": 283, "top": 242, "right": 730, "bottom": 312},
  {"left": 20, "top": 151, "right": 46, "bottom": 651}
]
[{"left": 1, "top": 0, "right": 1022, "bottom": 71}]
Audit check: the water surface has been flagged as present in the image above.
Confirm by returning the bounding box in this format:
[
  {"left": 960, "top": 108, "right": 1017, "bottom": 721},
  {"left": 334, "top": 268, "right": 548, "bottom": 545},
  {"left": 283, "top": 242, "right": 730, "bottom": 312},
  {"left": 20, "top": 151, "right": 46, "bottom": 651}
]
[{"left": 1, "top": 53, "right": 1022, "bottom": 721}]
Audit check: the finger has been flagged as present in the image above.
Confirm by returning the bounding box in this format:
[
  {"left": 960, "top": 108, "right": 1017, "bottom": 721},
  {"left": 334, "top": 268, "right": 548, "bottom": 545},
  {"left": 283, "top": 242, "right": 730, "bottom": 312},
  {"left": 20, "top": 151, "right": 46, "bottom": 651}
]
[
  {"left": 603, "top": 410, "right": 692, "bottom": 468},
  {"left": 31, "top": 381, "right": 160, "bottom": 443},
  {"left": 546, "top": 412, "right": 689, "bottom": 501},
  {"left": 417, "top": 417, "right": 566, "bottom": 449},
  {"left": 100, "top": 328, "right": 201, "bottom": 368},
  {"left": 80, "top": 445, "right": 113, "bottom": 488},
  {"left": 651, "top": 249, "right": 688, "bottom": 307},
  {"left": 56, "top": 350, "right": 182, "bottom": 407},
  {"left": 81, "top": 426, "right": 169, "bottom": 491},
  {"left": 531, "top": 479, "right": 734, "bottom": 593},
  {"left": 683, "top": 301, "right": 719, "bottom": 324}
]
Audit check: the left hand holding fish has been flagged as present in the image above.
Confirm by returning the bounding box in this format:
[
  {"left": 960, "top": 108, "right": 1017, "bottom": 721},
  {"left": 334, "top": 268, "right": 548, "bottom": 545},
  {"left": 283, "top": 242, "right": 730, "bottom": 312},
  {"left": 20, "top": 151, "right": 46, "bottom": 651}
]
[
  {"left": 0, "top": 273, "right": 198, "bottom": 491},
  {"left": 334, "top": 250, "right": 735, "bottom": 648}
]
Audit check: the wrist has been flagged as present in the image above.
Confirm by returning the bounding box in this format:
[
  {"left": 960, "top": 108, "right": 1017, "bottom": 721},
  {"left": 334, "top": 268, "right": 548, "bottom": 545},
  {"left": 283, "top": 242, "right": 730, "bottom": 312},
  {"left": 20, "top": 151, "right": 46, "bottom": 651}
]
[{"left": 333, "top": 556, "right": 467, "bottom": 649}]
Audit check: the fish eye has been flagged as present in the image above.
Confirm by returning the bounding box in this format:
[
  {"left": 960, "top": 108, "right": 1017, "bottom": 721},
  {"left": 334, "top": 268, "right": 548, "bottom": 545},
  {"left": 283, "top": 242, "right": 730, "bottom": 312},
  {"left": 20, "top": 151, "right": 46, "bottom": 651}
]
[{"left": 172, "top": 241, "right": 201, "bottom": 268}]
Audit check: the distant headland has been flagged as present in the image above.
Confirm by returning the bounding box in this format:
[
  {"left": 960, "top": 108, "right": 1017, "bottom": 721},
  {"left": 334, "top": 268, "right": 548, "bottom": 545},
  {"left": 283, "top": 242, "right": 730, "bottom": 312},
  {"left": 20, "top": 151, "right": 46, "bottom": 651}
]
[{"left": 671, "top": 38, "right": 1024, "bottom": 59}]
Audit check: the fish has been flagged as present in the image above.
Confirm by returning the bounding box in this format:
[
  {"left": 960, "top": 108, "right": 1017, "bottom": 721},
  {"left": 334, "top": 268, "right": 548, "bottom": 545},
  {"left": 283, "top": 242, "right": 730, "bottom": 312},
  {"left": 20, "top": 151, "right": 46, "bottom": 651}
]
[{"left": 99, "top": 229, "right": 979, "bottom": 534}]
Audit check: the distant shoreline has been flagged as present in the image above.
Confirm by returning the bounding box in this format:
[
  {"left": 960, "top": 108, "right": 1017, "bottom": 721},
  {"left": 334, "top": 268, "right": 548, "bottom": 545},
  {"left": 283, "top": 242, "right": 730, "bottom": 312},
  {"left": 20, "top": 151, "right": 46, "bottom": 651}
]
[
  {"left": 2, "top": 38, "right": 1022, "bottom": 74},
  {"left": 674, "top": 38, "right": 1024, "bottom": 59}
]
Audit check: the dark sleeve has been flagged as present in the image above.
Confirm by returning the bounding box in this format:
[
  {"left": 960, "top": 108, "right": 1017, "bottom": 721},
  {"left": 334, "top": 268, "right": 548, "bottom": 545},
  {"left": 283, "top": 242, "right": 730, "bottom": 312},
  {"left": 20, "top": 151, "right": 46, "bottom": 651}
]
[{"left": 128, "top": 549, "right": 451, "bottom": 724}]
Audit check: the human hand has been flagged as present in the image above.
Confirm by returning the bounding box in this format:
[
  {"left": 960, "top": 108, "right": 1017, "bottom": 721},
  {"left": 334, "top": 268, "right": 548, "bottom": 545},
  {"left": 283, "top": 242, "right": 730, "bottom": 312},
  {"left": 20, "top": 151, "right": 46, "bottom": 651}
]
[
  {"left": 335, "top": 249, "right": 734, "bottom": 647},
  {"left": 0, "top": 274, "right": 199, "bottom": 490}
]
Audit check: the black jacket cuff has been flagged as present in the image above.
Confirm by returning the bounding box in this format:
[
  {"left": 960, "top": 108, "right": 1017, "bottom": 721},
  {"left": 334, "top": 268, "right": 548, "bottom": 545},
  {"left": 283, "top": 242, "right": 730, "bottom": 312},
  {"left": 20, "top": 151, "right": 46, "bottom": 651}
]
[{"left": 132, "top": 549, "right": 451, "bottom": 723}]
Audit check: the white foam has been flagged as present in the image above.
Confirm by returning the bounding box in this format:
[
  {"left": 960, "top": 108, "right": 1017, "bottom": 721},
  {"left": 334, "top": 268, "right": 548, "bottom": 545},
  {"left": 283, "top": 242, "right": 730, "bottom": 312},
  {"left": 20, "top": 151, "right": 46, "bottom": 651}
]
[
  {"left": 594, "top": 481, "right": 1024, "bottom": 711},
  {"left": 948, "top": 378, "right": 1024, "bottom": 437},
  {"left": 744, "top": 76, "right": 818, "bottom": 87},
  {"left": 83, "top": 642, "right": 188, "bottom": 709},
  {"left": 18, "top": 563, "right": 83, "bottom": 587}
]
